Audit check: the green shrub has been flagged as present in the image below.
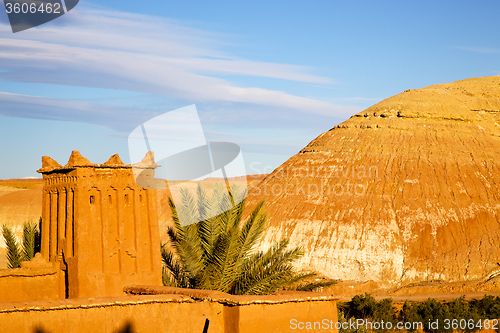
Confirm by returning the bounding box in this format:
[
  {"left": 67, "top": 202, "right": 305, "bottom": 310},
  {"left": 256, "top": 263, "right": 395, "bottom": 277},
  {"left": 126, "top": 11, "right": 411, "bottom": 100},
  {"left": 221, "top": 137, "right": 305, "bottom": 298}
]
[
  {"left": 337, "top": 308, "right": 369, "bottom": 333},
  {"left": 342, "top": 294, "right": 499, "bottom": 333},
  {"left": 341, "top": 293, "right": 397, "bottom": 333},
  {"left": 469, "top": 295, "right": 500, "bottom": 318}
]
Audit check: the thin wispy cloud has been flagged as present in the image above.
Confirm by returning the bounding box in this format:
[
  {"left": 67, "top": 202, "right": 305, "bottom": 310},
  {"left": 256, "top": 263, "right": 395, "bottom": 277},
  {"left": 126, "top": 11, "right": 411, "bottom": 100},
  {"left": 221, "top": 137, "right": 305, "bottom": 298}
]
[
  {"left": 331, "top": 97, "right": 383, "bottom": 102},
  {"left": 0, "top": 6, "right": 361, "bottom": 127},
  {"left": 451, "top": 45, "right": 500, "bottom": 54},
  {"left": 0, "top": 91, "right": 159, "bottom": 130}
]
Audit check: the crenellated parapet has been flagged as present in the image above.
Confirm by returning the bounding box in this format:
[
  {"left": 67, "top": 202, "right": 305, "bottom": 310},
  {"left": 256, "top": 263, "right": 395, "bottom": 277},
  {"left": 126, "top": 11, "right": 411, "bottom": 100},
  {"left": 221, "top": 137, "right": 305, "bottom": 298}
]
[{"left": 37, "top": 151, "right": 162, "bottom": 299}]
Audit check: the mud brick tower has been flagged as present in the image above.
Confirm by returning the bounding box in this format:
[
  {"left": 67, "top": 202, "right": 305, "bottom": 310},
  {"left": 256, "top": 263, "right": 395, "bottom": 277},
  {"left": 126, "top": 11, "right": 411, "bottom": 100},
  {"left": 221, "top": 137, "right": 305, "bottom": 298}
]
[{"left": 37, "top": 151, "right": 162, "bottom": 298}]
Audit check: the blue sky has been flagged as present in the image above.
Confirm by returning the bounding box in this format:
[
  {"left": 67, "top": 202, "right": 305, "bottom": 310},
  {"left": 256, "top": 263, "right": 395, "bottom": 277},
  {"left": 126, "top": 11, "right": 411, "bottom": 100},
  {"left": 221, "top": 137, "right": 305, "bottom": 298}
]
[{"left": 0, "top": 0, "right": 499, "bottom": 178}]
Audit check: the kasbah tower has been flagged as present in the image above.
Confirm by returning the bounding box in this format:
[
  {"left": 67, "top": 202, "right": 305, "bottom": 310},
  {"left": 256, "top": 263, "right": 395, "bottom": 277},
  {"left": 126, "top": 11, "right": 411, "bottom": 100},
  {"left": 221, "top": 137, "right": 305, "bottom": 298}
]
[{"left": 37, "top": 150, "right": 162, "bottom": 298}]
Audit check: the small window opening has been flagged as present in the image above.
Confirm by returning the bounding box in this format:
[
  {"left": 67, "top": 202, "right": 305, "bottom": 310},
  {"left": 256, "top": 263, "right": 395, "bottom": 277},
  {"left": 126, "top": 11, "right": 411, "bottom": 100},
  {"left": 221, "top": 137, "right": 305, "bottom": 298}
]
[{"left": 90, "top": 195, "right": 95, "bottom": 204}]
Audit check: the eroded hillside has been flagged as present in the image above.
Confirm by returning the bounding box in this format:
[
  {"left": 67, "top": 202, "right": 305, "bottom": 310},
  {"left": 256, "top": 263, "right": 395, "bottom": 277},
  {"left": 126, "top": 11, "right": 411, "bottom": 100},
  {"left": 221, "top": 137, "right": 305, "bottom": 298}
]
[{"left": 246, "top": 76, "right": 500, "bottom": 286}]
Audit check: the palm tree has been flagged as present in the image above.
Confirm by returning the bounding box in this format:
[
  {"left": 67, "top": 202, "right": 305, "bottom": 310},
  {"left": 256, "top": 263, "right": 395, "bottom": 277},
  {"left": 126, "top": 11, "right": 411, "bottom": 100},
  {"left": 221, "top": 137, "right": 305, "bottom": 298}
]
[
  {"left": 21, "top": 219, "right": 41, "bottom": 261},
  {"left": 161, "top": 183, "right": 334, "bottom": 295},
  {"left": 2, "top": 224, "right": 21, "bottom": 269},
  {"left": 2, "top": 220, "right": 41, "bottom": 268}
]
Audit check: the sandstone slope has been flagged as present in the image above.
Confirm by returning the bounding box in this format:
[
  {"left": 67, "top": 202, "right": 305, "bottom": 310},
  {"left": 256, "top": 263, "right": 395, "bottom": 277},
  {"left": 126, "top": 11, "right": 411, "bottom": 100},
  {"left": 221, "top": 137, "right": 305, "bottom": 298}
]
[{"left": 246, "top": 76, "right": 500, "bottom": 286}]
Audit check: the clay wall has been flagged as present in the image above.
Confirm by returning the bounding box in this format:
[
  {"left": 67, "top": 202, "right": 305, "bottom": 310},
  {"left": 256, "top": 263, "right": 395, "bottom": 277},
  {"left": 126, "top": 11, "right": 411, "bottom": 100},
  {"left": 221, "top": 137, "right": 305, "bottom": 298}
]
[
  {"left": 236, "top": 300, "right": 338, "bottom": 333},
  {"left": 0, "top": 266, "right": 59, "bottom": 302},
  {"left": 0, "top": 290, "right": 339, "bottom": 333}
]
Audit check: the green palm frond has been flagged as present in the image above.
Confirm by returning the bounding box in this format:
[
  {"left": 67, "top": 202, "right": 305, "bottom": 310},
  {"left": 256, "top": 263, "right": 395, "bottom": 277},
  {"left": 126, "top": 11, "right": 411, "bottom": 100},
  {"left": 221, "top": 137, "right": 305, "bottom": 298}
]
[
  {"left": 166, "top": 225, "right": 178, "bottom": 246},
  {"left": 2, "top": 224, "right": 22, "bottom": 269},
  {"left": 229, "top": 184, "right": 246, "bottom": 205},
  {"left": 2, "top": 221, "right": 42, "bottom": 269},
  {"left": 170, "top": 213, "right": 204, "bottom": 285},
  {"left": 178, "top": 187, "right": 200, "bottom": 228},
  {"left": 231, "top": 239, "right": 300, "bottom": 295},
  {"left": 162, "top": 183, "right": 330, "bottom": 295},
  {"left": 207, "top": 209, "right": 238, "bottom": 290},
  {"left": 161, "top": 243, "right": 188, "bottom": 287},
  {"left": 237, "top": 200, "right": 266, "bottom": 261},
  {"left": 208, "top": 183, "right": 224, "bottom": 217},
  {"left": 162, "top": 266, "right": 176, "bottom": 287},
  {"left": 196, "top": 184, "right": 210, "bottom": 222},
  {"left": 22, "top": 221, "right": 38, "bottom": 262},
  {"left": 197, "top": 187, "right": 220, "bottom": 259}
]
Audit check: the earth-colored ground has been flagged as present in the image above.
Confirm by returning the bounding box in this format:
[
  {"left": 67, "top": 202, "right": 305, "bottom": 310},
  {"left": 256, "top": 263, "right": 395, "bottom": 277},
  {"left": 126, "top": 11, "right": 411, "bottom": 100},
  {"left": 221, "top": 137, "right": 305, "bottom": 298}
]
[{"left": 0, "top": 179, "right": 44, "bottom": 190}]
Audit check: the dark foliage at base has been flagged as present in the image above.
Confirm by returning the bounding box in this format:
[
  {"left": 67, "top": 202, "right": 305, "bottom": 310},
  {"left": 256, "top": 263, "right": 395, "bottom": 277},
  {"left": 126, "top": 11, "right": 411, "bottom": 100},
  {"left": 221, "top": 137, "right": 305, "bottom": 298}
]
[{"left": 339, "top": 293, "right": 500, "bottom": 333}]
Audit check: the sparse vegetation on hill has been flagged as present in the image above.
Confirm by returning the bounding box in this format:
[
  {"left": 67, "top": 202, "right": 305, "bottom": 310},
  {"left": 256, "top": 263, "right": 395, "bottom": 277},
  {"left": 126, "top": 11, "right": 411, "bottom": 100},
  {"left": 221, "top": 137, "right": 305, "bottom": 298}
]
[
  {"left": 161, "top": 183, "right": 334, "bottom": 295},
  {"left": 339, "top": 293, "right": 500, "bottom": 333}
]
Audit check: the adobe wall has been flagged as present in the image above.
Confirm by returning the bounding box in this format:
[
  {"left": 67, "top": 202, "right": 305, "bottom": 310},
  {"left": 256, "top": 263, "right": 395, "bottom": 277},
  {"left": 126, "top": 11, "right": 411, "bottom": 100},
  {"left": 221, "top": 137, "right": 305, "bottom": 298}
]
[
  {"left": 0, "top": 267, "right": 58, "bottom": 303},
  {"left": 236, "top": 300, "right": 338, "bottom": 333},
  {"left": 0, "top": 289, "right": 339, "bottom": 333},
  {"left": 0, "top": 254, "right": 60, "bottom": 302},
  {"left": 0, "top": 295, "right": 223, "bottom": 333}
]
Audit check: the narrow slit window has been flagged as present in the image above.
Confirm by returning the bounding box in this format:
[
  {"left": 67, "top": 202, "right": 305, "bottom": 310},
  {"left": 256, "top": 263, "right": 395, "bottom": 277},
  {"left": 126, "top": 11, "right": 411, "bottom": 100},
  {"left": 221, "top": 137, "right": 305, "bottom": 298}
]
[{"left": 90, "top": 195, "right": 95, "bottom": 204}]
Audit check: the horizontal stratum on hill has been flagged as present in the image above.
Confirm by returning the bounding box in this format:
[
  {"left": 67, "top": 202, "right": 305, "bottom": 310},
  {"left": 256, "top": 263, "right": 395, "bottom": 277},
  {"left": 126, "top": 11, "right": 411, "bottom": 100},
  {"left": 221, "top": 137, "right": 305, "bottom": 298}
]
[{"left": 245, "top": 76, "right": 500, "bottom": 287}]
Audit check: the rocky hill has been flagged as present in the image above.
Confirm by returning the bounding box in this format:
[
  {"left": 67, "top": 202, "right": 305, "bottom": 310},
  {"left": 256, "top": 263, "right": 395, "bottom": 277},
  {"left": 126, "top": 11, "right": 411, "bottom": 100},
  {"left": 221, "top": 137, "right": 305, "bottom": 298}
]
[{"left": 246, "top": 76, "right": 500, "bottom": 287}]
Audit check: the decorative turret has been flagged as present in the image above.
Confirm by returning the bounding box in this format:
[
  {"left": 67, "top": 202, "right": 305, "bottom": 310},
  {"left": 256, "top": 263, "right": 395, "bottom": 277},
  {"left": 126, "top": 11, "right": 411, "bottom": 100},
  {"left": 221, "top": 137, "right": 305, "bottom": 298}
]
[
  {"left": 65, "top": 150, "right": 93, "bottom": 168},
  {"left": 132, "top": 151, "right": 159, "bottom": 169},
  {"left": 103, "top": 153, "right": 125, "bottom": 166},
  {"left": 40, "top": 156, "right": 62, "bottom": 171},
  {"left": 37, "top": 151, "right": 162, "bottom": 298}
]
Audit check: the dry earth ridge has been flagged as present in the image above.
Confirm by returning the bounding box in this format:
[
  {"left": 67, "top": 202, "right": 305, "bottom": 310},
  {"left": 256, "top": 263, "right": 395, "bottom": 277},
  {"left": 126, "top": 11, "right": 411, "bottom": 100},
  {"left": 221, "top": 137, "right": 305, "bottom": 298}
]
[{"left": 245, "top": 76, "right": 500, "bottom": 288}]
